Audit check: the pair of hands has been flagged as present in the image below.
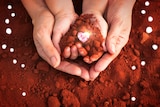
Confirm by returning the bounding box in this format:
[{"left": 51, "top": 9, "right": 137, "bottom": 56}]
[{"left": 30, "top": 0, "right": 135, "bottom": 81}]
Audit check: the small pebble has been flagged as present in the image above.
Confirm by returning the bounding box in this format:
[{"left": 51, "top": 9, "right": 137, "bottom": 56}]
[
  {"left": 140, "top": 80, "right": 149, "bottom": 88},
  {"left": 104, "top": 101, "right": 110, "bottom": 107},
  {"left": 55, "top": 81, "right": 60, "bottom": 89},
  {"left": 48, "top": 96, "right": 61, "bottom": 107},
  {"left": 122, "top": 92, "right": 130, "bottom": 100},
  {"left": 33, "top": 69, "right": 39, "bottom": 74},
  {"left": 133, "top": 49, "right": 140, "bottom": 56},
  {"left": 79, "top": 81, "right": 87, "bottom": 88}
]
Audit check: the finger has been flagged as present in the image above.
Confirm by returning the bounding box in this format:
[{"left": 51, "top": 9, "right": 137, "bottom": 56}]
[
  {"left": 90, "top": 51, "right": 103, "bottom": 62},
  {"left": 56, "top": 61, "right": 90, "bottom": 81},
  {"left": 56, "top": 61, "right": 81, "bottom": 76},
  {"left": 76, "top": 42, "right": 88, "bottom": 56},
  {"left": 97, "top": 15, "right": 108, "bottom": 39},
  {"left": 83, "top": 56, "right": 92, "bottom": 64},
  {"left": 63, "top": 46, "right": 71, "bottom": 58},
  {"left": 94, "top": 49, "right": 121, "bottom": 73},
  {"left": 94, "top": 37, "right": 127, "bottom": 73},
  {"left": 75, "top": 42, "right": 82, "bottom": 48},
  {"left": 52, "top": 22, "right": 69, "bottom": 53},
  {"left": 92, "top": 15, "right": 108, "bottom": 51},
  {"left": 70, "top": 45, "right": 78, "bottom": 59},
  {"left": 78, "top": 47, "right": 88, "bottom": 57},
  {"left": 80, "top": 67, "right": 90, "bottom": 81},
  {"left": 106, "top": 19, "right": 130, "bottom": 54},
  {"left": 33, "top": 28, "right": 60, "bottom": 68},
  {"left": 52, "top": 15, "right": 77, "bottom": 53},
  {"left": 106, "top": 22, "right": 121, "bottom": 54},
  {"left": 89, "top": 65, "right": 100, "bottom": 81}
]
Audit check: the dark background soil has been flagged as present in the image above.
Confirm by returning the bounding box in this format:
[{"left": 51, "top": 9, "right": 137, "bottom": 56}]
[{"left": 0, "top": 0, "right": 160, "bottom": 107}]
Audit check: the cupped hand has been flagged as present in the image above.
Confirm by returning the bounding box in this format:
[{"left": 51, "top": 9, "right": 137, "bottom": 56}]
[
  {"left": 81, "top": 13, "right": 108, "bottom": 64},
  {"left": 32, "top": 9, "right": 90, "bottom": 81},
  {"left": 52, "top": 12, "right": 90, "bottom": 81},
  {"left": 63, "top": 12, "right": 108, "bottom": 64},
  {"left": 32, "top": 9, "right": 60, "bottom": 68},
  {"left": 89, "top": 0, "right": 136, "bottom": 80}
]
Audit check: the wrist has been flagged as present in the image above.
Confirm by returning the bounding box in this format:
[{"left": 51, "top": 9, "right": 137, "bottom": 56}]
[
  {"left": 82, "top": 0, "right": 108, "bottom": 15},
  {"left": 32, "top": 8, "right": 52, "bottom": 25},
  {"left": 82, "top": 10, "right": 102, "bottom": 16}
]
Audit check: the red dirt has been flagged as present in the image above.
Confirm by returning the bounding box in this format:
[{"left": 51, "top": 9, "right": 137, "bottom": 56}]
[
  {"left": 60, "top": 14, "right": 104, "bottom": 64},
  {"left": 0, "top": 0, "right": 160, "bottom": 107}
]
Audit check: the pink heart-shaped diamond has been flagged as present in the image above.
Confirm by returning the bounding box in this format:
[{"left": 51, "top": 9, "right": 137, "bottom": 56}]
[{"left": 77, "top": 32, "right": 90, "bottom": 43}]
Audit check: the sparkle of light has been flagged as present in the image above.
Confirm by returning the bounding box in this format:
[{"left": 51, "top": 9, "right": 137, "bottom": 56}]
[
  {"left": 131, "top": 65, "right": 136, "bottom": 70},
  {"left": 131, "top": 97, "right": 136, "bottom": 101},
  {"left": 5, "top": 19, "right": 10, "bottom": 24},
  {"left": 77, "top": 31, "right": 91, "bottom": 43},
  {"left": 13, "top": 59, "right": 17, "bottom": 64},
  {"left": 2, "top": 44, "right": 7, "bottom": 49},
  {"left": 11, "top": 13, "right": 16, "bottom": 17},
  {"left": 141, "top": 61, "right": 146, "bottom": 66},
  {"left": 10, "top": 48, "right": 14, "bottom": 53},
  {"left": 6, "top": 28, "right": 12, "bottom": 35},
  {"left": 21, "top": 64, "right": 26, "bottom": 68},
  {"left": 146, "top": 26, "right": 152, "bottom": 34},
  {"left": 7, "top": 5, "right": 12, "bottom": 9},
  {"left": 148, "top": 16, "right": 153, "bottom": 22},
  {"left": 141, "top": 10, "right": 146, "bottom": 14},
  {"left": 152, "top": 44, "right": 158, "bottom": 50},
  {"left": 22, "top": 92, "right": 26, "bottom": 96},
  {"left": 145, "top": 1, "right": 150, "bottom": 6}
]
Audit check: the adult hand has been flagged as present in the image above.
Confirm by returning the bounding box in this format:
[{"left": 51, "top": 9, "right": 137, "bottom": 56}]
[
  {"left": 33, "top": 10, "right": 90, "bottom": 81},
  {"left": 44, "top": 0, "right": 90, "bottom": 81},
  {"left": 89, "top": 0, "right": 136, "bottom": 80},
  {"left": 22, "top": 0, "right": 90, "bottom": 81},
  {"left": 63, "top": 0, "right": 108, "bottom": 64}
]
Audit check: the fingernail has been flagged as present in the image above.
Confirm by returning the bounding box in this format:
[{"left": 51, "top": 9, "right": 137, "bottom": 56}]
[
  {"left": 51, "top": 56, "right": 57, "bottom": 68},
  {"left": 111, "top": 44, "right": 116, "bottom": 54}
]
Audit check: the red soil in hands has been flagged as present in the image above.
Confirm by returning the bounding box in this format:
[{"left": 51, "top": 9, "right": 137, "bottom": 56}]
[{"left": 60, "top": 14, "right": 104, "bottom": 64}]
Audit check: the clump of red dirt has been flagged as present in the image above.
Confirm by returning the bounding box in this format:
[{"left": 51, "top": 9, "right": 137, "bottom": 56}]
[
  {"left": 0, "top": 0, "right": 160, "bottom": 107},
  {"left": 60, "top": 14, "right": 104, "bottom": 64}
]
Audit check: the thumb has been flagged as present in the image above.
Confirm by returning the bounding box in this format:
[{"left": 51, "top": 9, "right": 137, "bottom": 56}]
[
  {"left": 33, "top": 29, "right": 61, "bottom": 68},
  {"left": 97, "top": 16, "right": 108, "bottom": 51},
  {"left": 52, "top": 15, "right": 77, "bottom": 52},
  {"left": 106, "top": 21, "right": 121, "bottom": 54}
]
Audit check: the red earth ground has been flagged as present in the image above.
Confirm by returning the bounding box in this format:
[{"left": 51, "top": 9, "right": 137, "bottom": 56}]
[{"left": 0, "top": 0, "right": 160, "bottom": 107}]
